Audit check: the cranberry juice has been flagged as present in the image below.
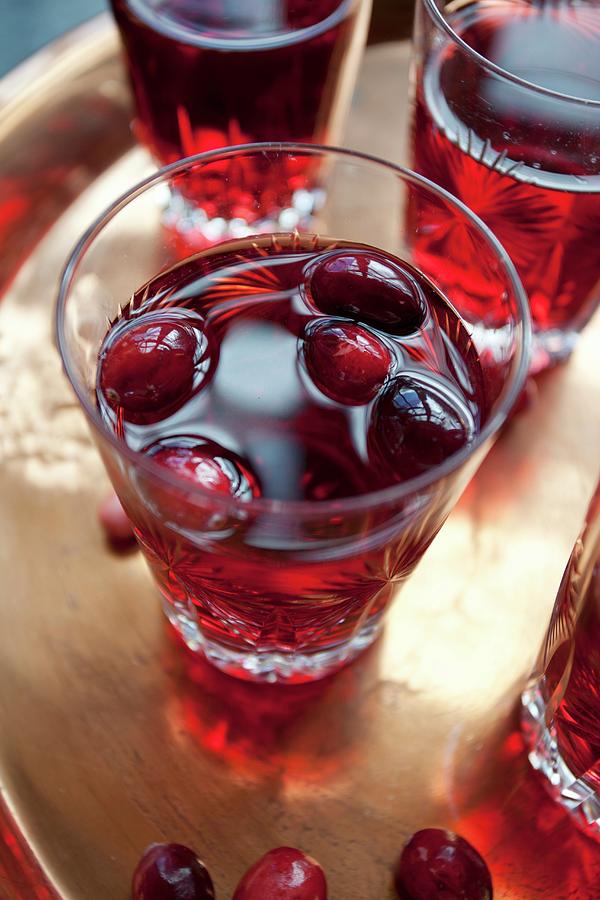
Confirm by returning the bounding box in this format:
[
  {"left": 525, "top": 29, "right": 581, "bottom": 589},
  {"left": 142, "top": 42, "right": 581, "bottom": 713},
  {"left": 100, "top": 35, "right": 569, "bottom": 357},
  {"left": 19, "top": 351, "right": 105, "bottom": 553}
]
[
  {"left": 412, "top": 0, "right": 600, "bottom": 346},
  {"left": 523, "top": 484, "right": 600, "bottom": 835},
  {"left": 110, "top": 0, "right": 365, "bottom": 188},
  {"left": 96, "top": 234, "right": 485, "bottom": 677}
]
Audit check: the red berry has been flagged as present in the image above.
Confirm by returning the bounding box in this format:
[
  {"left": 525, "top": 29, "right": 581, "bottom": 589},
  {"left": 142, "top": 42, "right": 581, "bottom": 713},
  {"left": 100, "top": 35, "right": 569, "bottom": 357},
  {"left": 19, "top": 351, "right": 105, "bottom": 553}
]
[
  {"left": 233, "top": 847, "right": 327, "bottom": 900},
  {"left": 146, "top": 437, "right": 261, "bottom": 502},
  {"left": 369, "top": 375, "right": 472, "bottom": 480},
  {"left": 98, "top": 491, "right": 136, "bottom": 550},
  {"left": 99, "top": 312, "right": 210, "bottom": 422},
  {"left": 132, "top": 842, "right": 215, "bottom": 900},
  {"left": 508, "top": 376, "right": 538, "bottom": 421},
  {"left": 307, "top": 250, "right": 427, "bottom": 335},
  {"left": 394, "top": 829, "right": 492, "bottom": 900},
  {"left": 303, "top": 319, "right": 392, "bottom": 405}
]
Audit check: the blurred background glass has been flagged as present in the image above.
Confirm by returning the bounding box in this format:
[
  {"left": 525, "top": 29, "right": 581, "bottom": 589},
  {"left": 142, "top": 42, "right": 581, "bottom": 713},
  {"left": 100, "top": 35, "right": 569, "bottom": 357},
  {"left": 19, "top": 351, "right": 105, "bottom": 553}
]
[{"left": 0, "top": 0, "right": 412, "bottom": 78}]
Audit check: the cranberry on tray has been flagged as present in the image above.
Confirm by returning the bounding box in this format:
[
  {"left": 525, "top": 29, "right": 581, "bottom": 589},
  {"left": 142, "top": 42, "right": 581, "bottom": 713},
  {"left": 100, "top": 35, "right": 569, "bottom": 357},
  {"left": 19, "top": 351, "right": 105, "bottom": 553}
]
[
  {"left": 394, "top": 828, "right": 493, "bottom": 900},
  {"left": 98, "top": 491, "right": 136, "bottom": 550},
  {"left": 132, "top": 842, "right": 215, "bottom": 900},
  {"left": 233, "top": 847, "right": 328, "bottom": 900}
]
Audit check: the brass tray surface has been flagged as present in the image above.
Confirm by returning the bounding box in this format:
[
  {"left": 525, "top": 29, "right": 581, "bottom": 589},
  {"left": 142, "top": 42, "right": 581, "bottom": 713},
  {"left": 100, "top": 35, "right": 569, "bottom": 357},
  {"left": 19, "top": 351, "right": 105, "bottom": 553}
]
[{"left": 1, "top": 14, "right": 599, "bottom": 900}]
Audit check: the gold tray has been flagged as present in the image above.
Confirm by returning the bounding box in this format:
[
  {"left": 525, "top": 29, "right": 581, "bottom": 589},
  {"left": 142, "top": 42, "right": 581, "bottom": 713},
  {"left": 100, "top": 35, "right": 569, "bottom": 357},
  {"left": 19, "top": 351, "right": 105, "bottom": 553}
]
[{"left": 1, "top": 14, "right": 599, "bottom": 900}]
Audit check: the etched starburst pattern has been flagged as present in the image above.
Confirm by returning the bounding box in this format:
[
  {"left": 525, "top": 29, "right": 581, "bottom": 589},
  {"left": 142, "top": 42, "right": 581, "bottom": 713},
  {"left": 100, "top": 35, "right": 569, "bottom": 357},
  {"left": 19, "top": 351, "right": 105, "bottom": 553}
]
[
  {"left": 412, "top": 96, "right": 567, "bottom": 275},
  {"left": 411, "top": 0, "right": 600, "bottom": 333}
]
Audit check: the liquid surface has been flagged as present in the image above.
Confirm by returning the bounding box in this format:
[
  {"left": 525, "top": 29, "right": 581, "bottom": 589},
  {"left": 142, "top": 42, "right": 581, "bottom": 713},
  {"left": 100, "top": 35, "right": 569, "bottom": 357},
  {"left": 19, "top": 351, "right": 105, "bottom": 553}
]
[
  {"left": 457, "top": 0, "right": 600, "bottom": 103},
  {"left": 123, "top": 0, "right": 348, "bottom": 42},
  {"left": 413, "top": 0, "right": 600, "bottom": 338},
  {"left": 97, "top": 235, "right": 484, "bottom": 504},
  {"left": 434, "top": 0, "right": 600, "bottom": 181}
]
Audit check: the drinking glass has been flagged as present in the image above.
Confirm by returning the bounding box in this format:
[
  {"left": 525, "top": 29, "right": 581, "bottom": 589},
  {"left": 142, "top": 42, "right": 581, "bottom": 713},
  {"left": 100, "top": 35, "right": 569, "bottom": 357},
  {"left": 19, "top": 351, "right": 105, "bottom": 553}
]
[
  {"left": 109, "top": 0, "right": 372, "bottom": 233},
  {"left": 522, "top": 478, "right": 600, "bottom": 836},
  {"left": 56, "top": 144, "right": 530, "bottom": 683},
  {"left": 409, "top": 0, "right": 600, "bottom": 372}
]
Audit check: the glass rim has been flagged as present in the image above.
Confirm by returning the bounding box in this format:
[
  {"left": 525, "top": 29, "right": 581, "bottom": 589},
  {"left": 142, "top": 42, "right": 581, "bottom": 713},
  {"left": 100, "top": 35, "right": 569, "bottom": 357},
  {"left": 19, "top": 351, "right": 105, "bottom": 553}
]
[
  {"left": 421, "top": 0, "right": 600, "bottom": 109},
  {"left": 120, "top": 0, "right": 361, "bottom": 51},
  {"left": 56, "top": 141, "right": 532, "bottom": 518}
]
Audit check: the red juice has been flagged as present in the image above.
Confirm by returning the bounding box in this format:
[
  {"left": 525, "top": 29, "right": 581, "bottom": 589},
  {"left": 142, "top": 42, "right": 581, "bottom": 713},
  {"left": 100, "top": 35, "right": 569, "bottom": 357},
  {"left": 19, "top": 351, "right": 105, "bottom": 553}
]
[
  {"left": 96, "top": 234, "right": 486, "bottom": 678},
  {"left": 109, "top": 0, "right": 367, "bottom": 168},
  {"left": 523, "top": 483, "right": 600, "bottom": 836},
  {"left": 411, "top": 0, "right": 600, "bottom": 355}
]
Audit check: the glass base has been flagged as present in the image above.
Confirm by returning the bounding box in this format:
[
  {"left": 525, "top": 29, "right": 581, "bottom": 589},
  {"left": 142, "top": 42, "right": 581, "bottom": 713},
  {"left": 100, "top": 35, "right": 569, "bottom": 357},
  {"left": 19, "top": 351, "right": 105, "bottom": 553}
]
[
  {"left": 162, "top": 597, "right": 383, "bottom": 684},
  {"left": 530, "top": 328, "right": 580, "bottom": 374},
  {"left": 160, "top": 184, "right": 325, "bottom": 250},
  {"left": 521, "top": 680, "right": 600, "bottom": 838}
]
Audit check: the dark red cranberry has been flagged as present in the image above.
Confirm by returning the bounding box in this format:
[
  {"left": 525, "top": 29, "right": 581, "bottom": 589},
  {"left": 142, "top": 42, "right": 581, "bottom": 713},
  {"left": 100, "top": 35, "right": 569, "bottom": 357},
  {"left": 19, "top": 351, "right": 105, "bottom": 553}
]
[
  {"left": 146, "top": 437, "right": 261, "bottom": 502},
  {"left": 394, "top": 828, "right": 492, "bottom": 899},
  {"left": 307, "top": 249, "right": 427, "bottom": 335},
  {"left": 303, "top": 319, "right": 392, "bottom": 405},
  {"left": 98, "top": 491, "right": 136, "bottom": 550},
  {"left": 132, "top": 842, "right": 215, "bottom": 900},
  {"left": 233, "top": 847, "right": 327, "bottom": 900},
  {"left": 99, "top": 312, "right": 210, "bottom": 421},
  {"left": 508, "top": 376, "right": 538, "bottom": 421},
  {"left": 369, "top": 375, "right": 472, "bottom": 480}
]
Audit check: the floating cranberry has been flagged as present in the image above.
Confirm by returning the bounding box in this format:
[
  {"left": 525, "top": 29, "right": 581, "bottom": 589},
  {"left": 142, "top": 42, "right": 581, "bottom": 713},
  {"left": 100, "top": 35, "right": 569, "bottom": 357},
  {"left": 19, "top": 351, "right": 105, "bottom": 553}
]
[
  {"left": 132, "top": 842, "right": 215, "bottom": 900},
  {"left": 303, "top": 319, "right": 392, "bottom": 405},
  {"left": 98, "top": 491, "right": 136, "bottom": 550},
  {"left": 233, "top": 847, "right": 327, "bottom": 900},
  {"left": 369, "top": 375, "right": 472, "bottom": 480},
  {"left": 307, "top": 250, "right": 427, "bottom": 335},
  {"left": 98, "top": 311, "right": 211, "bottom": 422},
  {"left": 394, "top": 828, "right": 492, "bottom": 899},
  {"left": 146, "top": 437, "right": 261, "bottom": 502}
]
